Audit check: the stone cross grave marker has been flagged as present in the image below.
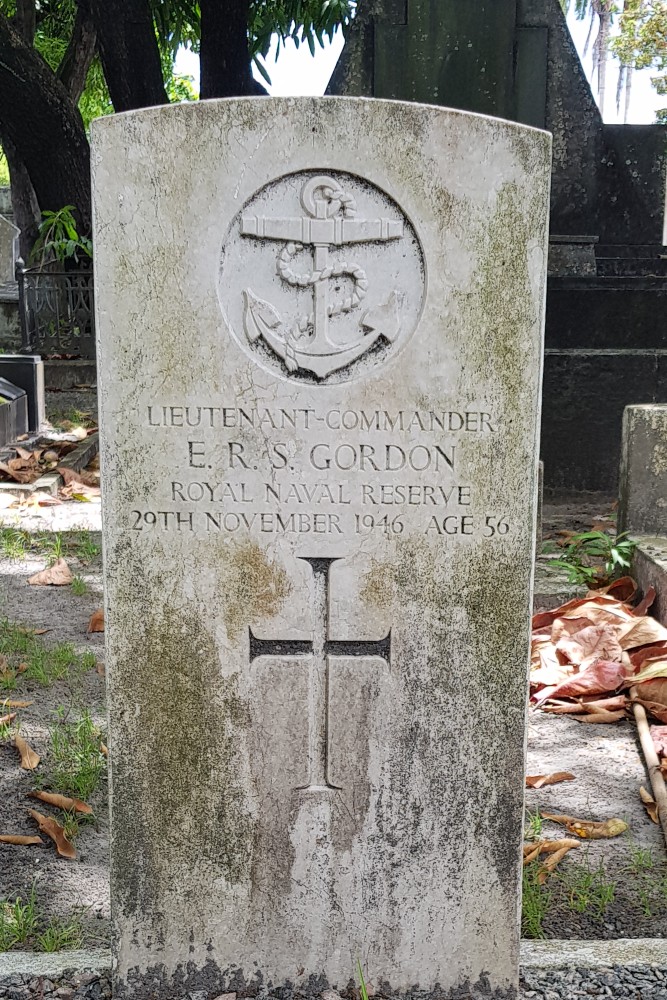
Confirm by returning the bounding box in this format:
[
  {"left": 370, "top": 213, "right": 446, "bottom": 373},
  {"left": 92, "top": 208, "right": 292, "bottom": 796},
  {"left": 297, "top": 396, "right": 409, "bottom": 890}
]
[
  {"left": 92, "top": 97, "right": 550, "bottom": 1000},
  {"left": 0, "top": 214, "right": 19, "bottom": 286}
]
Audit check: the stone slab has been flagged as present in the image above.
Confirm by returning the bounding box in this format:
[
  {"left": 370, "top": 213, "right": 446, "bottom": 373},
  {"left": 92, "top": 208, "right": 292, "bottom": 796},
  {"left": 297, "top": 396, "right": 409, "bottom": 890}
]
[
  {"left": 632, "top": 536, "right": 667, "bottom": 626},
  {"left": 92, "top": 97, "right": 550, "bottom": 1000},
  {"left": 0, "top": 213, "right": 18, "bottom": 286},
  {"left": 619, "top": 405, "right": 667, "bottom": 536}
]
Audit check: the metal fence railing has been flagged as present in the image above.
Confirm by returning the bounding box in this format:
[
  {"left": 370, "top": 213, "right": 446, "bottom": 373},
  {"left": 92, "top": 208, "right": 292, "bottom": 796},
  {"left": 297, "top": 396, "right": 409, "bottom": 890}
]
[{"left": 17, "top": 260, "right": 95, "bottom": 358}]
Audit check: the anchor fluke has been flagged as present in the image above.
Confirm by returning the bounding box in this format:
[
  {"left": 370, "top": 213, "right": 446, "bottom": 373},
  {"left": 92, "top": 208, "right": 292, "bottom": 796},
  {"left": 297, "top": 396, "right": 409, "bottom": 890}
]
[
  {"left": 361, "top": 291, "right": 404, "bottom": 344},
  {"left": 243, "top": 289, "right": 282, "bottom": 343}
]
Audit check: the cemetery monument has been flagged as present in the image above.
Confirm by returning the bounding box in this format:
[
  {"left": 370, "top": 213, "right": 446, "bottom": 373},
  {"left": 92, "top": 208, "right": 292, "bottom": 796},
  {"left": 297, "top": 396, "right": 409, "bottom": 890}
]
[{"left": 92, "top": 97, "right": 550, "bottom": 999}]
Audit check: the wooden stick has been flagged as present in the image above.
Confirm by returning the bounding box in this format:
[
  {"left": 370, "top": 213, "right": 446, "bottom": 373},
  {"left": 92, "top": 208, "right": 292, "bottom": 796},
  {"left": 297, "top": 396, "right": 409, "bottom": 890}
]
[{"left": 631, "top": 686, "right": 667, "bottom": 848}]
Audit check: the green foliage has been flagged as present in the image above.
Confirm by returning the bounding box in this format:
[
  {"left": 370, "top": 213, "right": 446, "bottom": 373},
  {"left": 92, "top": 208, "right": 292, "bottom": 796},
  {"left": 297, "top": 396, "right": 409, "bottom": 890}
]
[
  {"left": 30, "top": 206, "right": 92, "bottom": 266},
  {"left": 35, "top": 915, "right": 84, "bottom": 952},
  {"left": 70, "top": 575, "right": 87, "bottom": 596},
  {"left": 0, "top": 149, "right": 9, "bottom": 186},
  {"left": 357, "top": 959, "right": 371, "bottom": 1000},
  {"left": 0, "top": 618, "right": 97, "bottom": 691},
  {"left": 548, "top": 530, "right": 636, "bottom": 588},
  {"left": 560, "top": 859, "right": 616, "bottom": 918},
  {"left": 46, "top": 709, "right": 106, "bottom": 799},
  {"left": 521, "top": 862, "right": 551, "bottom": 938},
  {"left": 0, "top": 527, "right": 100, "bottom": 563},
  {"left": 0, "top": 885, "right": 38, "bottom": 951}
]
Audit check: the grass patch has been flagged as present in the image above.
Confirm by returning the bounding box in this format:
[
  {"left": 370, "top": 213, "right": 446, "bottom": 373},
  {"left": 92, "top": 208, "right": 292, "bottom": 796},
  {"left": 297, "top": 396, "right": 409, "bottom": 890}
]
[
  {"left": 525, "top": 809, "right": 543, "bottom": 842},
  {"left": 0, "top": 886, "right": 83, "bottom": 953},
  {"left": 558, "top": 857, "right": 615, "bottom": 918},
  {"left": 0, "top": 528, "right": 100, "bottom": 565},
  {"left": 0, "top": 886, "right": 38, "bottom": 951},
  {"left": 45, "top": 709, "right": 106, "bottom": 800},
  {"left": 0, "top": 619, "right": 97, "bottom": 690},
  {"left": 522, "top": 861, "right": 551, "bottom": 939},
  {"left": 71, "top": 575, "right": 87, "bottom": 596},
  {"left": 49, "top": 409, "right": 96, "bottom": 430},
  {"left": 34, "top": 915, "right": 84, "bottom": 953}
]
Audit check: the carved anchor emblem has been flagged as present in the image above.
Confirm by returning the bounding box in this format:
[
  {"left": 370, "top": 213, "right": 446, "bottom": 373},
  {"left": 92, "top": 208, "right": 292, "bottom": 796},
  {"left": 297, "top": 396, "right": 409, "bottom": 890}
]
[{"left": 240, "top": 175, "right": 405, "bottom": 379}]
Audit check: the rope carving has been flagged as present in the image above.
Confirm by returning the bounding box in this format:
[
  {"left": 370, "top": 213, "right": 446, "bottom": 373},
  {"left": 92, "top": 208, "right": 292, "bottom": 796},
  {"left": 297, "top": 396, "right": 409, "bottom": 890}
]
[{"left": 274, "top": 182, "right": 369, "bottom": 370}]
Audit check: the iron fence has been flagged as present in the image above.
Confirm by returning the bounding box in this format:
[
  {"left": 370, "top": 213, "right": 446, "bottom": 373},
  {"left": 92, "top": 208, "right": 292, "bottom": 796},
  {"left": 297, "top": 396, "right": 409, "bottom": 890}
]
[{"left": 17, "top": 260, "right": 95, "bottom": 358}]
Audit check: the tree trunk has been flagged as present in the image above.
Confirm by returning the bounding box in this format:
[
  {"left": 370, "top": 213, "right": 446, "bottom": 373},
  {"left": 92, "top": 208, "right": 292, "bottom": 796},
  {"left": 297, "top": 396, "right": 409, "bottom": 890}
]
[
  {"left": 58, "top": 0, "right": 98, "bottom": 104},
  {"left": 0, "top": 14, "right": 92, "bottom": 233},
  {"left": 200, "top": 0, "right": 265, "bottom": 98},
  {"left": 1, "top": 135, "right": 40, "bottom": 262},
  {"left": 88, "top": 0, "right": 168, "bottom": 112}
]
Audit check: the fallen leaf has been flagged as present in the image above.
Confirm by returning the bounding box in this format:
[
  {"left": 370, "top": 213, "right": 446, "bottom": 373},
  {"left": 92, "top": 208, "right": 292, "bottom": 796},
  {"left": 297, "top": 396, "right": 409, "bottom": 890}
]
[
  {"left": 617, "top": 616, "right": 667, "bottom": 650},
  {"left": 0, "top": 712, "right": 17, "bottom": 726},
  {"left": 574, "top": 709, "right": 626, "bottom": 723},
  {"left": 541, "top": 812, "right": 628, "bottom": 839},
  {"left": 88, "top": 609, "right": 104, "bottom": 633},
  {"left": 16, "top": 662, "right": 27, "bottom": 674},
  {"left": 634, "top": 587, "right": 657, "bottom": 617},
  {"left": 640, "top": 786, "right": 660, "bottom": 824},
  {"left": 15, "top": 447, "right": 33, "bottom": 461},
  {"left": 27, "top": 809, "right": 75, "bottom": 859},
  {"left": 542, "top": 659, "right": 630, "bottom": 702},
  {"left": 0, "top": 700, "right": 33, "bottom": 709},
  {"left": 100, "top": 743, "right": 108, "bottom": 757},
  {"left": 14, "top": 735, "right": 39, "bottom": 769},
  {"left": 631, "top": 658, "right": 667, "bottom": 685},
  {"left": 631, "top": 644, "right": 667, "bottom": 669},
  {"left": 651, "top": 725, "right": 667, "bottom": 756},
  {"left": 27, "top": 559, "right": 73, "bottom": 586},
  {"left": 525, "top": 772, "right": 576, "bottom": 789},
  {"left": 57, "top": 466, "right": 99, "bottom": 488},
  {"left": 538, "top": 843, "right": 579, "bottom": 883},
  {"left": 0, "top": 835, "right": 43, "bottom": 846},
  {"left": 59, "top": 482, "right": 100, "bottom": 501},
  {"left": 556, "top": 623, "right": 623, "bottom": 669},
  {"left": 27, "top": 791, "right": 92, "bottom": 815}
]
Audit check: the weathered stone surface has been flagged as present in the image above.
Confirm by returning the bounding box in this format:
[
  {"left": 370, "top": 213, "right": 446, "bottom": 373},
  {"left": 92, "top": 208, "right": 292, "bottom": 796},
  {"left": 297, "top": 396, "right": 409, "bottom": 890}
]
[
  {"left": 92, "top": 97, "right": 550, "bottom": 1000},
  {"left": 619, "top": 405, "right": 667, "bottom": 536},
  {"left": 0, "top": 213, "right": 18, "bottom": 287}
]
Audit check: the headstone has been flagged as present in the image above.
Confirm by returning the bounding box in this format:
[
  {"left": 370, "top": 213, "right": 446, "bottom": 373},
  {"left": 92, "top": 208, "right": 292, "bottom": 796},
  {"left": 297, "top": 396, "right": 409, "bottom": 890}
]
[
  {"left": 619, "top": 404, "right": 667, "bottom": 536},
  {"left": 0, "top": 214, "right": 19, "bottom": 287},
  {"left": 0, "top": 377, "right": 28, "bottom": 444},
  {"left": 0, "top": 355, "right": 45, "bottom": 432},
  {"left": 92, "top": 97, "right": 550, "bottom": 1000}
]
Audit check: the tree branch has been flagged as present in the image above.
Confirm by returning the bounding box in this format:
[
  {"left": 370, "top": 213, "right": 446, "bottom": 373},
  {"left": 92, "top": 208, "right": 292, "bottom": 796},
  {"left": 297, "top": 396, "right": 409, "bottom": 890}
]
[
  {"left": 57, "top": 0, "right": 98, "bottom": 104},
  {"left": 11, "top": 0, "right": 35, "bottom": 45}
]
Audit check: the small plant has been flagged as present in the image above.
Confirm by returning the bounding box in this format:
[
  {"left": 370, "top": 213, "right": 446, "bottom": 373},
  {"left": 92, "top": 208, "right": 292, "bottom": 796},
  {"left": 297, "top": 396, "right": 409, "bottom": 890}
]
[
  {"left": 560, "top": 859, "right": 615, "bottom": 918},
  {"left": 521, "top": 862, "right": 551, "bottom": 938},
  {"left": 71, "top": 575, "right": 87, "bottom": 596},
  {"left": 30, "top": 207, "right": 92, "bottom": 267},
  {"left": 0, "top": 619, "right": 96, "bottom": 690},
  {"left": 35, "top": 915, "right": 83, "bottom": 953},
  {"left": 41, "top": 532, "right": 64, "bottom": 566},
  {"left": 0, "top": 885, "right": 38, "bottom": 951},
  {"left": 525, "top": 809, "right": 543, "bottom": 842},
  {"left": 357, "top": 959, "right": 371, "bottom": 1000},
  {"left": 0, "top": 528, "right": 30, "bottom": 561},
  {"left": 549, "top": 530, "right": 636, "bottom": 587},
  {"left": 72, "top": 531, "right": 100, "bottom": 563},
  {"left": 47, "top": 709, "right": 106, "bottom": 799}
]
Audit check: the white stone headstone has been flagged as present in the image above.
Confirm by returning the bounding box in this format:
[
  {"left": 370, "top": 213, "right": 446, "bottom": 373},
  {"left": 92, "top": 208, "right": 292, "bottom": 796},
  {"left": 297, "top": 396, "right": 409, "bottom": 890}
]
[
  {"left": 92, "top": 97, "right": 550, "bottom": 1000},
  {"left": 0, "top": 214, "right": 19, "bottom": 286}
]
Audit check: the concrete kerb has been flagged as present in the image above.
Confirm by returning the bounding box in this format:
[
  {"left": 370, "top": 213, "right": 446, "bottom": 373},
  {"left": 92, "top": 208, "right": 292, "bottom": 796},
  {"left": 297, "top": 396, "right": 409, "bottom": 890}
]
[
  {"left": 0, "top": 431, "right": 99, "bottom": 498},
  {"left": 632, "top": 536, "right": 667, "bottom": 626},
  {"left": 3, "top": 942, "right": 667, "bottom": 979}
]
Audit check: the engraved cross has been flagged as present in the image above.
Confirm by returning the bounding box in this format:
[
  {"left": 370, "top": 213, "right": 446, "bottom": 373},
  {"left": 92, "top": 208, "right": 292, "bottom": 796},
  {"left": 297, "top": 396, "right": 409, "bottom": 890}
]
[{"left": 249, "top": 557, "right": 391, "bottom": 791}]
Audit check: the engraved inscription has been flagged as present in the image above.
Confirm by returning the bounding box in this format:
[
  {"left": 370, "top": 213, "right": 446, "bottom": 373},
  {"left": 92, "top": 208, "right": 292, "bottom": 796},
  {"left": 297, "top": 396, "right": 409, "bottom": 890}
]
[{"left": 249, "top": 557, "right": 391, "bottom": 792}]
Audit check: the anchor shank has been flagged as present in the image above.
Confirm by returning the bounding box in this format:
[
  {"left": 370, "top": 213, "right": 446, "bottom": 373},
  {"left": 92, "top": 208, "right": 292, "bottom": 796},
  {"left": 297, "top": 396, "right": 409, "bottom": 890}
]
[{"left": 312, "top": 244, "right": 331, "bottom": 351}]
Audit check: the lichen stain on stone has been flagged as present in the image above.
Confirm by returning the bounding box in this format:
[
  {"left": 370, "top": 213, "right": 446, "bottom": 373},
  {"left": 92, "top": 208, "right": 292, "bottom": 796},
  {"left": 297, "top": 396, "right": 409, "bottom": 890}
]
[
  {"left": 110, "top": 591, "right": 254, "bottom": 918},
  {"left": 220, "top": 539, "right": 292, "bottom": 642}
]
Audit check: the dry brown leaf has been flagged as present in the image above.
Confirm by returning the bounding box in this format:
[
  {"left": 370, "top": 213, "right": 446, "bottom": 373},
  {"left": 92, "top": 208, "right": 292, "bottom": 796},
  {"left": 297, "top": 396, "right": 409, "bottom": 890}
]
[
  {"left": 0, "top": 711, "right": 17, "bottom": 726},
  {"left": 0, "top": 461, "right": 36, "bottom": 484},
  {"left": 617, "top": 616, "right": 667, "bottom": 650},
  {"left": 14, "top": 734, "right": 40, "bottom": 769},
  {"left": 1, "top": 700, "right": 33, "bottom": 709},
  {"left": 88, "top": 609, "right": 104, "bottom": 633},
  {"left": 523, "top": 843, "right": 542, "bottom": 864},
  {"left": 57, "top": 466, "right": 99, "bottom": 488},
  {"left": 16, "top": 662, "right": 27, "bottom": 674},
  {"left": 525, "top": 772, "right": 576, "bottom": 789},
  {"left": 575, "top": 709, "right": 626, "bottom": 724},
  {"left": 0, "top": 834, "right": 44, "bottom": 846},
  {"left": 27, "top": 809, "right": 75, "bottom": 859},
  {"left": 541, "top": 812, "right": 628, "bottom": 839},
  {"left": 100, "top": 743, "right": 108, "bottom": 757},
  {"left": 27, "top": 558, "right": 73, "bottom": 587},
  {"left": 59, "top": 482, "right": 101, "bottom": 501},
  {"left": 556, "top": 623, "right": 623, "bottom": 669},
  {"left": 27, "top": 790, "right": 92, "bottom": 815},
  {"left": 538, "top": 843, "right": 578, "bottom": 884},
  {"left": 640, "top": 786, "right": 660, "bottom": 824}
]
